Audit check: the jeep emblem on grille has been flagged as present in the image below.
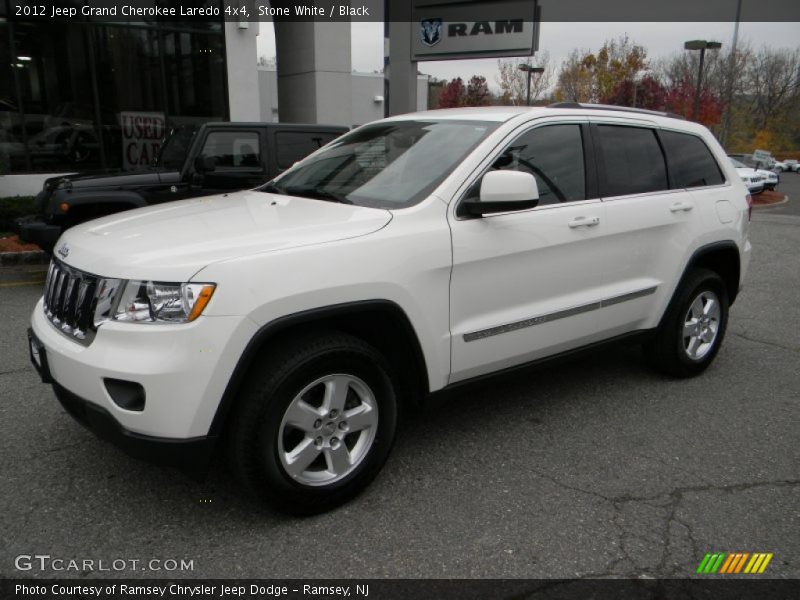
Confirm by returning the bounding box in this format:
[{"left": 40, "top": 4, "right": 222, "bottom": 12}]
[{"left": 57, "top": 244, "right": 70, "bottom": 259}]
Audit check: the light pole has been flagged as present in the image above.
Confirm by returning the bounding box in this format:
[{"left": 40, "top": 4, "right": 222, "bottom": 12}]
[
  {"left": 721, "top": 0, "right": 743, "bottom": 145},
  {"left": 518, "top": 64, "right": 545, "bottom": 106},
  {"left": 684, "top": 40, "right": 722, "bottom": 121}
]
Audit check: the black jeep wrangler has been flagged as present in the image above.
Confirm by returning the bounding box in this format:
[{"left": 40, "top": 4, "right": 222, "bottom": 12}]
[{"left": 17, "top": 122, "right": 347, "bottom": 252}]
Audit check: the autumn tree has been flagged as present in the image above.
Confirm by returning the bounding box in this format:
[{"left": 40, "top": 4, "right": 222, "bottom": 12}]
[
  {"left": 744, "top": 46, "right": 800, "bottom": 132},
  {"left": 555, "top": 49, "right": 593, "bottom": 102},
  {"left": 656, "top": 43, "right": 800, "bottom": 151},
  {"left": 555, "top": 36, "right": 648, "bottom": 103},
  {"left": 437, "top": 77, "right": 466, "bottom": 108},
  {"left": 427, "top": 76, "right": 447, "bottom": 110},
  {"left": 664, "top": 76, "right": 724, "bottom": 127},
  {"left": 496, "top": 51, "right": 554, "bottom": 105},
  {"left": 465, "top": 75, "right": 491, "bottom": 106},
  {"left": 600, "top": 75, "right": 666, "bottom": 110}
]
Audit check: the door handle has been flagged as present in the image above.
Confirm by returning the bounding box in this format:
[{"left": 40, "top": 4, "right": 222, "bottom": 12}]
[
  {"left": 670, "top": 202, "right": 694, "bottom": 213},
  {"left": 568, "top": 216, "right": 600, "bottom": 228}
]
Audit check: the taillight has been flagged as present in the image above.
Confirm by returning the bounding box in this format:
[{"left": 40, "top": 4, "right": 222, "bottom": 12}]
[{"left": 745, "top": 194, "right": 753, "bottom": 221}]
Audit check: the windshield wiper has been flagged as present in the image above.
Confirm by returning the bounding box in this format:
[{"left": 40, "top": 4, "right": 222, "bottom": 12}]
[{"left": 282, "top": 186, "right": 352, "bottom": 204}]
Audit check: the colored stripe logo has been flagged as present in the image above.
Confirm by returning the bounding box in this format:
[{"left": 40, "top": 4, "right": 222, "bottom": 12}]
[{"left": 696, "top": 552, "right": 773, "bottom": 574}]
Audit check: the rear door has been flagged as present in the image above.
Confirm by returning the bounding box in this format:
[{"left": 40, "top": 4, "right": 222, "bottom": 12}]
[{"left": 592, "top": 120, "right": 702, "bottom": 337}]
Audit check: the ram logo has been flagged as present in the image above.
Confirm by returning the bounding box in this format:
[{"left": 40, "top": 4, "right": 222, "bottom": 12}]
[
  {"left": 57, "top": 244, "right": 70, "bottom": 259},
  {"left": 420, "top": 18, "right": 442, "bottom": 47}
]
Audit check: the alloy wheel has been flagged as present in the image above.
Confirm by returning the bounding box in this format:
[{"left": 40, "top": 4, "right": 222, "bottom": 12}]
[
  {"left": 278, "top": 374, "right": 379, "bottom": 486},
  {"left": 682, "top": 290, "right": 721, "bottom": 360}
]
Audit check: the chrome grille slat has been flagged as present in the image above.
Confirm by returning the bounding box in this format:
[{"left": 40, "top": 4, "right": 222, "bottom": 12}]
[
  {"left": 62, "top": 275, "right": 78, "bottom": 333},
  {"left": 42, "top": 260, "right": 101, "bottom": 346},
  {"left": 43, "top": 263, "right": 56, "bottom": 311},
  {"left": 52, "top": 271, "right": 67, "bottom": 324}
]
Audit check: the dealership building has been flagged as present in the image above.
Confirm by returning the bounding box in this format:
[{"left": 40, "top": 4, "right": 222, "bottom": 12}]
[
  {"left": 0, "top": 6, "right": 431, "bottom": 196},
  {"left": 1, "top": 0, "right": 538, "bottom": 197}
]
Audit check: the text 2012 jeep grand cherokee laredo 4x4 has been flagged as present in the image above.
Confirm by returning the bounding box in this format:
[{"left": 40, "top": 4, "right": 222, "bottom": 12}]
[{"left": 28, "top": 104, "right": 752, "bottom": 513}]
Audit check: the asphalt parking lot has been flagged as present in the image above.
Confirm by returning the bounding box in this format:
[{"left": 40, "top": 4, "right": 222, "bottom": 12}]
[{"left": 1, "top": 179, "right": 798, "bottom": 580}]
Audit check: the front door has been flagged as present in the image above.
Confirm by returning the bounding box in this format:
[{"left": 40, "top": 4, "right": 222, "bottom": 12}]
[{"left": 448, "top": 121, "right": 611, "bottom": 383}]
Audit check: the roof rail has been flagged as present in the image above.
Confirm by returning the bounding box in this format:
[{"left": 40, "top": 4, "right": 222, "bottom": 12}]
[{"left": 547, "top": 102, "right": 686, "bottom": 120}]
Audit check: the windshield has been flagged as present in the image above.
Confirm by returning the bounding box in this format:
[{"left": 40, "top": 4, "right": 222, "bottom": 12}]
[
  {"left": 156, "top": 125, "right": 198, "bottom": 169},
  {"left": 262, "top": 119, "right": 499, "bottom": 208}
]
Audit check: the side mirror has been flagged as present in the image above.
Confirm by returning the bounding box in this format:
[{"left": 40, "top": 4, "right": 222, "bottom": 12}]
[
  {"left": 459, "top": 170, "right": 539, "bottom": 217},
  {"left": 194, "top": 155, "right": 216, "bottom": 173}
]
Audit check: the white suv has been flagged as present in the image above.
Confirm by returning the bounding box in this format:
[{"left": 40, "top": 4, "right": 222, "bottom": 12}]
[{"left": 28, "top": 104, "right": 752, "bottom": 512}]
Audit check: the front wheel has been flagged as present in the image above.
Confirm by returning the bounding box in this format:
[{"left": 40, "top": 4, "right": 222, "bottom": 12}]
[
  {"left": 226, "top": 333, "right": 398, "bottom": 513},
  {"left": 645, "top": 269, "right": 729, "bottom": 378}
]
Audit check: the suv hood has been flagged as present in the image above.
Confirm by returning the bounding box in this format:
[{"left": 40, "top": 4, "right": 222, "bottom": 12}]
[{"left": 57, "top": 190, "right": 392, "bottom": 281}]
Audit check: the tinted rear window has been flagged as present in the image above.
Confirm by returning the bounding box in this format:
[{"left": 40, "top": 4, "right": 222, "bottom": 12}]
[
  {"left": 597, "top": 125, "right": 668, "bottom": 197},
  {"left": 661, "top": 130, "right": 725, "bottom": 188}
]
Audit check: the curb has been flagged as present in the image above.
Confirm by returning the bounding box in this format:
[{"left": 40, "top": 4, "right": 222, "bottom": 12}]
[
  {"left": 752, "top": 194, "right": 789, "bottom": 209},
  {"left": 0, "top": 250, "right": 49, "bottom": 266}
]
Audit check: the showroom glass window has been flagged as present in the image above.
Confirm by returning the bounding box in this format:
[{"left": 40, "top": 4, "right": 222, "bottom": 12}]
[
  {"left": 0, "top": 4, "right": 227, "bottom": 176},
  {"left": 492, "top": 124, "right": 587, "bottom": 205},
  {"left": 596, "top": 125, "right": 669, "bottom": 197}
]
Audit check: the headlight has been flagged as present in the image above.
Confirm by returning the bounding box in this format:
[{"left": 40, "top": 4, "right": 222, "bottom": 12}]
[{"left": 94, "top": 280, "right": 215, "bottom": 326}]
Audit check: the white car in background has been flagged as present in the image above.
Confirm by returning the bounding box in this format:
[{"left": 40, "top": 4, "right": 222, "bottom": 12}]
[
  {"left": 760, "top": 169, "right": 780, "bottom": 190},
  {"left": 729, "top": 157, "right": 766, "bottom": 194},
  {"left": 772, "top": 160, "right": 789, "bottom": 172}
]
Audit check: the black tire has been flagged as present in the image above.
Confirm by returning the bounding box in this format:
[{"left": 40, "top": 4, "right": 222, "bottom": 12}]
[
  {"left": 226, "top": 332, "right": 398, "bottom": 514},
  {"left": 645, "top": 268, "right": 729, "bottom": 378}
]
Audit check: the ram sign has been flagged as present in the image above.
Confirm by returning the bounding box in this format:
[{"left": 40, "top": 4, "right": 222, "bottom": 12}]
[{"left": 411, "top": 0, "right": 538, "bottom": 61}]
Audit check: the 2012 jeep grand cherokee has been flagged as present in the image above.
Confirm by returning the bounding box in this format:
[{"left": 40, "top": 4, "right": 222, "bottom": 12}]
[{"left": 28, "top": 104, "right": 752, "bottom": 513}]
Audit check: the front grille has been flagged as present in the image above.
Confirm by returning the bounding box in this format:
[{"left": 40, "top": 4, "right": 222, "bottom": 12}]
[{"left": 43, "top": 260, "right": 99, "bottom": 345}]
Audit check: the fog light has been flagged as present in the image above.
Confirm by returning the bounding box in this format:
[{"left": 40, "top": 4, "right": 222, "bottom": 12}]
[{"left": 104, "top": 378, "right": 145, "bottom": 411}]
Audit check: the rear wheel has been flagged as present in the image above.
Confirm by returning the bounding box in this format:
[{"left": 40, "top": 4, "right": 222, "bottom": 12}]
[
  {"left": 226, "top": 333, "right": 398, "bottom": 513},
  {"left": 645, "top": 269, "right": 729, "bottom": 378}
]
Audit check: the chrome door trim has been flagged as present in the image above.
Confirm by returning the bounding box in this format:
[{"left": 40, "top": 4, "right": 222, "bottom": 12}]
[{"left": 463, "top": 285, "right": 658, "bottom": 342}]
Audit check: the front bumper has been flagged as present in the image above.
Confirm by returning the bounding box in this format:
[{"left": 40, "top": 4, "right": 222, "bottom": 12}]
[
  {"left": 52, "top": 379, "right": 216, "bottom": 477},
  {"left": 16, "top": 215, "right": 61, "bottom": 253},
  {"left": 30, "top": 297, "right": 258, "bottom": 441},
  {"left": 29, "top": 326, "right": 215, "bottom": 475}
]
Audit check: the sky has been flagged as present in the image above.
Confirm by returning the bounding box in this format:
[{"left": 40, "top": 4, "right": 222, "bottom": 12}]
[{"left": 257, "top": 21, "right": 799, "bottom": 91}]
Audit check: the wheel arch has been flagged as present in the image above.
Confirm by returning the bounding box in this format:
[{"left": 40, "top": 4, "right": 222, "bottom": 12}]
[
  {"left": 683, "top": 240, "right": 741, "bottom": 306},
  {"left": 208, "top": 300, "right": 429, "bottom": 437}
]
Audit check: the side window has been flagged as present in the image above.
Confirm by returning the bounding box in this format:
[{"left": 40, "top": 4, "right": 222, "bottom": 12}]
[
  {"left": 660, "top": 130, "right": 725, "bottom": 188},
  {"left": 490, "top": 124, "right": 586, "bottom": 205},
  {"left": 199, "top": 131, "right": 261, "bottom": 169},
  {"left": 275, "top": 131, "right": 340, "bottom": 169},
  {"left": 596, "top": 125, "right": 668, "bottom": 197}
]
